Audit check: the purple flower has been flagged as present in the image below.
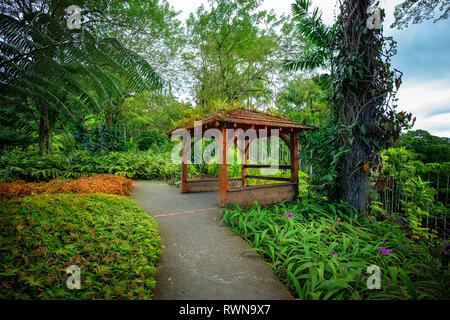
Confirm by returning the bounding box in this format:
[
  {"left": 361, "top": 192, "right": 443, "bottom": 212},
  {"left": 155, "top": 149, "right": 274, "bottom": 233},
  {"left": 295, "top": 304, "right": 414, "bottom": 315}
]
[
  {"left": 377, "top": 247, "right": 392, "bottom": 256},
  {"left": 284, "top": 212, "right": 293, "bottom": 219},
  {"left": 444, "top": 250, "right": 448, "bottom": 255},
  {"left": 329, "top": 249, "right": 337, "bottom": 257},
  {"left": 397, "top": 245, "right": 404, "bottom": 249},
  {"left": 337, "top": 218, "right": 342, "bottom": 222},
  {"left": 419, "top": 268, "right": 423, "bottom": 273}
]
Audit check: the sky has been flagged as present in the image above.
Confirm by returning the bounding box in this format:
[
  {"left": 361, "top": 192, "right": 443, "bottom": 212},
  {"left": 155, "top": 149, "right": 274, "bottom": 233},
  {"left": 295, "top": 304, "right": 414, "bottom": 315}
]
[{"left": 168, "top": 0, "right": 450, "bottom": 138}]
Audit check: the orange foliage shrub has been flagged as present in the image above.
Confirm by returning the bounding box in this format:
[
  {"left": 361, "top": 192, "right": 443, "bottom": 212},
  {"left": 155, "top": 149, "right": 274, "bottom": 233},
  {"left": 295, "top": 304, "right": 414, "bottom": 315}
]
[{"left": 0, "top": 174, "right": 133, "bottom": 199}]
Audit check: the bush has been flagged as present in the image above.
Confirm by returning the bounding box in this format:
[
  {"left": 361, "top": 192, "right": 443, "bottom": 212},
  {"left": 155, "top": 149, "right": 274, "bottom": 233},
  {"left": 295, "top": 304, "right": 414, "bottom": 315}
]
[
  {"left": 136, "top": 129, "right": 169, "bottom": 151},
  {"left": 223, "top": 200, "right": 449, "bottom": 300},
  {"left": 0, "top": 193, "right": 161, "bottom": 299},
  {"left": 0, "top": 150, "right": 199, "bottom": 182},
  {"left": 99, "top": 122, "right": 127, "bottom": 152},
  {"left": 73, "top": 120, "right": 126, "bottom": 153},
  {"left": 0, "top": 174, "right": 133, "bottom": 199}
]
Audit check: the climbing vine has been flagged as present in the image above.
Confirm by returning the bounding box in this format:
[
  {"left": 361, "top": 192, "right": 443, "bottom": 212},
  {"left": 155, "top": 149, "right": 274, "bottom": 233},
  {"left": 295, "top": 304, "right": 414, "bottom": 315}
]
[
  {"left": 287, "top": 0, "right": 416, "bottom": 212},
  {"left": 328, "top": 0, "right": 415, "bottom": 212}
]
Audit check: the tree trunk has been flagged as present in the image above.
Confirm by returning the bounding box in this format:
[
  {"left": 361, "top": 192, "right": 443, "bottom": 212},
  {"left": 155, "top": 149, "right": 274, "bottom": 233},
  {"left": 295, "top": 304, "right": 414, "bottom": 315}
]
[
  {"left": 335, "top": 141, "right": 370, "bottom": 213},
  {"left": 38, "top": 103, "right": 56, "bottom": 155},
  {"left": 332, "top": 0, "right": 384, "bottom": 214}
]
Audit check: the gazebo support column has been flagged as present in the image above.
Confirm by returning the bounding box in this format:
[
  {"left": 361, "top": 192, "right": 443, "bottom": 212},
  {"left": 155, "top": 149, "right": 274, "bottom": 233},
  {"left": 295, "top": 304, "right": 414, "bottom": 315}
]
[
  {"left": 181, "top": 138, "right": 189, "bottom": 193},
  {"left": 219, "top": 126, "right": 228, "bottom": 206},
  {"left": 241, "top": 137, "right": 249, "bottom": 187},
  {"left": 290, "top": 132, "right": 299, "bottom": 198}
]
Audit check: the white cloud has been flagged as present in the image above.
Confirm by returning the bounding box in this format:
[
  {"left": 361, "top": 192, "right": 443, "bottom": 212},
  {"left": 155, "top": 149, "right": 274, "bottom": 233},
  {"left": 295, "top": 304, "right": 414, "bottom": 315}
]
[{"left": 397, "top": 80, "right": 450, "bottom": 137}]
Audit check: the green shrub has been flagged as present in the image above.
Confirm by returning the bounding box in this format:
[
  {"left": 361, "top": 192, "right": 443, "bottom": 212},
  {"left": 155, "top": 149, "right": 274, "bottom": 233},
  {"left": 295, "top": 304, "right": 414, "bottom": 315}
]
[
  {"left": 73, "top": 120, "right": 126, "bottom": 153},
  {"left": 99, "top": 122, "right": 127, "bottom": 152},
  {"left": 0, "top": 193, "right": 161, "bottom": 299},
  {"left": 0, "top": 150, "right": 199, "bottom": 182},
  {"left": 136, "top": 129, "right": 168, "bottom": 151},
  {"left": 223, "top": 200, "right": 449, "bottom": 300}
]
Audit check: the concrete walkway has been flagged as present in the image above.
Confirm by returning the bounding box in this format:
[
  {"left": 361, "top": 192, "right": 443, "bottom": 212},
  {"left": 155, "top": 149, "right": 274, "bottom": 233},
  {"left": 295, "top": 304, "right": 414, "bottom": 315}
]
[{"left": 130, "top": 181, "right": 292, "bottom": 300}]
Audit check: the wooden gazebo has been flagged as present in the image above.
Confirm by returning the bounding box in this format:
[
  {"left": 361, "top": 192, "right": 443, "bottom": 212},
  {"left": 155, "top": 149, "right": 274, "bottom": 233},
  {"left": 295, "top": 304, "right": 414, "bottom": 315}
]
[{"left": 167, "top": 108, "right": 315, "bottom": 207}]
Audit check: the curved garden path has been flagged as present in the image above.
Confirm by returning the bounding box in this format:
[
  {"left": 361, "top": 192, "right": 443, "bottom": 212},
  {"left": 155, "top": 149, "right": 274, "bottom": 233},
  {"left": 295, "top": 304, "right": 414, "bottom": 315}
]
[{"left": 130, "top": 181, "right": 292, "bottom": 300}]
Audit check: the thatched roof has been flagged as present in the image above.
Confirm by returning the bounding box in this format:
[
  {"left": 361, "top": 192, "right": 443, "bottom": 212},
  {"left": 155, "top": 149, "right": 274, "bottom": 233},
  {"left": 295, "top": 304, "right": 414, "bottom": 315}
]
[{"left": 167, "top": 108, "right": 316, "bottom": 135}]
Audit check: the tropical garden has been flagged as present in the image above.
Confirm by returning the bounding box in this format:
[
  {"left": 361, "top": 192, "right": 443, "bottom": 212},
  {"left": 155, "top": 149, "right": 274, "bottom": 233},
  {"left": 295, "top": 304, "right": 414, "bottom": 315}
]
[{"left": 0, "top": 0, "right": 449, "bottom": 300}]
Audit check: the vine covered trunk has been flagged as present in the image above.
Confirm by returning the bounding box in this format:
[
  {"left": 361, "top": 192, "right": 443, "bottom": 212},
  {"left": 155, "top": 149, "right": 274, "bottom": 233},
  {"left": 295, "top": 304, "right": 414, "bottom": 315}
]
[{"left": 331, "top": 0, "right": 390, "bottom": 213}]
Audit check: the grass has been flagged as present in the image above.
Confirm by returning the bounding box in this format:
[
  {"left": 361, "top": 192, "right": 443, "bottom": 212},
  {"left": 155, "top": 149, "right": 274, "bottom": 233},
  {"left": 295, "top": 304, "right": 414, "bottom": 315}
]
[
  {"left": 223, "top": 199, "right": 449, "bottom": 300},
  {"left": 0, "top": 193, "right": 161, "bottom": 299}
]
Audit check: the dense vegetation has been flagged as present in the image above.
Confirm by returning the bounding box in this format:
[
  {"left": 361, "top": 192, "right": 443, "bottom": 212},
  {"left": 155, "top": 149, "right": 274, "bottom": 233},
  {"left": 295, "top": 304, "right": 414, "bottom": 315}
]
[
  {"left": 0, "top": 149, "right": 197, "bottom": 183},
  {"left": 223, "top": 200, "right": 449, "bottom": 299},
  {"left": 0, "top": 193, "right": 161, "bottom": 299},
  {"left": 0, "top": 0, "right": 449, "bottom": 300}
]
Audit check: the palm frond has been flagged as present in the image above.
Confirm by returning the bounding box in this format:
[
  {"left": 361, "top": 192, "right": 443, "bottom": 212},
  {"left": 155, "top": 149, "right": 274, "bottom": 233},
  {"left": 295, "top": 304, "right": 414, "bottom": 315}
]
[
  {"left": 284, "top": 0, "right": 335, "bottom": 72},
  {"left": 0, "top": 8, "right": 165, "bottom": 124}
]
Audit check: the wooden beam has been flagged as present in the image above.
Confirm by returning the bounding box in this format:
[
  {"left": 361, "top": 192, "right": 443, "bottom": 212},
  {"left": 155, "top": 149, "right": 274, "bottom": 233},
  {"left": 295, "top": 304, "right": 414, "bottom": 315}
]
[
  {"left": 244, "top": 164, "right": 291, "bottom": 169},
  {"left": 223, "top": 119, "right": 313, "bottom": 130},
  {"left": 279, "top": 132, "right": 292, "bottom": 150},
  {"left": 218, "top": 126, "right": 228, "bottom": 206},
  {"left": 245, "top": 175, "right": 291, "bottom": 182}
]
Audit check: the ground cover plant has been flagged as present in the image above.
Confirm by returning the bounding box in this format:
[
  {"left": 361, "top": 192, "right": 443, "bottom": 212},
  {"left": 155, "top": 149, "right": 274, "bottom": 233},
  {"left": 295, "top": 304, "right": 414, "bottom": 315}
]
[
  {"left": 0, "top": 150, "right": 198, "bottom": 183},
  {"left": 0, "top": 174, "right": 133, "bottom": 199},
  {"left": 0, "top": 193, "right": 161, "bottom": 299},
  {"left": 223, "top": 200, "right": 450, "bottom": 300}
]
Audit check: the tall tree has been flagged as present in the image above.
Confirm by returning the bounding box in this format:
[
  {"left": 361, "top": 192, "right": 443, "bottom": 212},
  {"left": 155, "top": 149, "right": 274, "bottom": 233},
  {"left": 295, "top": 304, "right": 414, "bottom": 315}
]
[
  {"left": 184, "top": 0, "right": 298, "bottom": 109},
  {"left": 85, "top": 0, "right": 186, "bottom": 96},
  {"left": 0, "top": 0, "right": 164, "bottom": 154},
  {"left": 391, "top": 0, "right": 450, "bottom": 29},
  {"left": 275, "top": 76, "right": 330, "bottom": 126},
  {"left": 396, "top": 130, "right": 450, "bottom": 163},
  {"left": 285, "top": 0, "right": 414, "bottom": 213}
]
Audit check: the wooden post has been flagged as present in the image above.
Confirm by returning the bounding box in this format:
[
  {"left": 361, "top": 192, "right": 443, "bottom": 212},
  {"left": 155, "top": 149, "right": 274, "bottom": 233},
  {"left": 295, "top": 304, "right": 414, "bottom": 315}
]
[
  {"left": 219, "top": 126, "right": 228, "bottom": 206},
  {"left": 290, "top": 132, "right": 299, "bottom": 198},
  {"left": 181, "top": 137, "right": 188, "bottom": 193},
  {"left": 241, "top": 137, "right": 249, "bottom": 187}
]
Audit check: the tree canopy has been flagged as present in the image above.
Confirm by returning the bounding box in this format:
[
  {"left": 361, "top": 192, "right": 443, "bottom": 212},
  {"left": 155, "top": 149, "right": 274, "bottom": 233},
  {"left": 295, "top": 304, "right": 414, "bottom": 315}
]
[
  {"left": 396, "top": 130, "right": 450, "bottom": 163},
  {"left": 392, "top": 0, "right": 450, "bottom": 29},
  {"left": 184, "top": 0, "right": 300, "bottom": 109}
]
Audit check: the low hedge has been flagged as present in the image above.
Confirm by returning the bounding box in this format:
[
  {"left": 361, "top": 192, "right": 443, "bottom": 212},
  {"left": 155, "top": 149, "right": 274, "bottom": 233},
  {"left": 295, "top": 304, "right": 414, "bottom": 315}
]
[
  {"left": 0, "top": 149, "right": 198, "bottom": 183},
  {"left": 0, "top": 174, "right": 133, "bottom": 199},
  {"left": 0, "top": 193, "right": 161, "bottom": 299}
]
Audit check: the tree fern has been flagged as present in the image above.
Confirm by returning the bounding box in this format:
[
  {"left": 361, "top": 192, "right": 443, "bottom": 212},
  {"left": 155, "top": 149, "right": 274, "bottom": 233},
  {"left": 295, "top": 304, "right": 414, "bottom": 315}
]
[{"left": 0, "top": 1, "right": 165, "bottom": 154}]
